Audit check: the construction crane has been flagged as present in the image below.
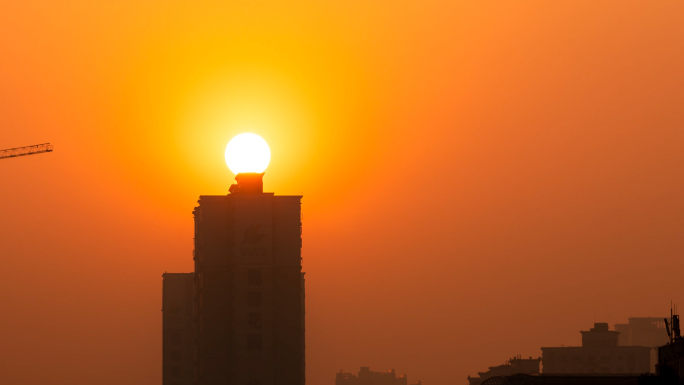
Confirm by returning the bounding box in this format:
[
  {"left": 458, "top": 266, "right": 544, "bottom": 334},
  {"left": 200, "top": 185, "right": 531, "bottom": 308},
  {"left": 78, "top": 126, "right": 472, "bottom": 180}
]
[{"left": 0, "top": 143, "right": 53, "bottom": 160}]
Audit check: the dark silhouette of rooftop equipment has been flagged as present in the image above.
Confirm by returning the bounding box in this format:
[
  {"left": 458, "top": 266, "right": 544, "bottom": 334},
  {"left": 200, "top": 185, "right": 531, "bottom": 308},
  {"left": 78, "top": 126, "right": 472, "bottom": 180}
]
[
  {"left": 0, "top": 143, "right": 53, "bottom": 160},
  {"left": 664, "top": 303, "right": 681, "bottom": 343}
]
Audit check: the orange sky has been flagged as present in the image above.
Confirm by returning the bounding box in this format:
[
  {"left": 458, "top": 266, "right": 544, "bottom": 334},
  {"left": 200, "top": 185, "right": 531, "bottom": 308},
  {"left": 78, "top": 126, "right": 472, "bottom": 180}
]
[{"left": 2, "top": 1, "right": 684, "bottom": 384}]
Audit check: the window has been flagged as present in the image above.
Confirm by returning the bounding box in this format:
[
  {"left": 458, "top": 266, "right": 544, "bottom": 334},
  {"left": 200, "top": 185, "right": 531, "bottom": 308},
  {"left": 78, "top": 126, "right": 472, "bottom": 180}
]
[
  {"left": 247, "top": 334, "right": 262, "bottom": 350},
  {"left": 248, "top": 292, "right": 262, "bottom": 307},
  {"left": 248, "top": 270, "right": 262, "bottom": 286},
  {"left": 248, "top": 313, "right": 263, "bottom": 329}
]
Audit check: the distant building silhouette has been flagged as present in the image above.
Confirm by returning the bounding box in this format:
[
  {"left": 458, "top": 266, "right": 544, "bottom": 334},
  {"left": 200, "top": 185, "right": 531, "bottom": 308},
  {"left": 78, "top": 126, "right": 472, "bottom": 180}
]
[
  {"left": 162, "top": 172, "right": 305, "bottom": 385},
  {"left": 614, "top": 317, "right": 668, "bottom": 373},
  {"left": 336, "top": 367, "right": 420, "bottom": 385},
  {"left": 468, "top": 356, "right": 541, "bottom": 385},
  {"left": 162, "top": 273, "right": 194, "bottom": 385},
  {"left": 542, "top": 323, "right": 651, "bottom": 375},
  {"left": 479, "top": 373, "right": 648, "bottom": 385},
  {"left": 615, "top": 318, "right": 669, "bottom": 348}
]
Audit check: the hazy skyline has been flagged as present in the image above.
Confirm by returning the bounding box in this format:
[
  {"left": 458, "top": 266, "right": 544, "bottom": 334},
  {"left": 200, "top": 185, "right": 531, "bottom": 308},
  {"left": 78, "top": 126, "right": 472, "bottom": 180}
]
[{"left": 1, "top": 1, "right": 684, "bottom": 384}]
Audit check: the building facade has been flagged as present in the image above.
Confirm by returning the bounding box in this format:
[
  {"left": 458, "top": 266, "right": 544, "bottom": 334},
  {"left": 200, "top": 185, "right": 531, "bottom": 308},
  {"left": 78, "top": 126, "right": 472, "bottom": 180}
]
[
  {"left": 657, "top": 340, "right": 684, "bottom": 383},
  {"left": 542, "top": 323, "right": 651, "bottom": 375},
  {"left": 162, "top": 273, "right": 195, "bottom": 385},
  {"left": 162, "top": 172, "right": 305, "bottom": 385}
]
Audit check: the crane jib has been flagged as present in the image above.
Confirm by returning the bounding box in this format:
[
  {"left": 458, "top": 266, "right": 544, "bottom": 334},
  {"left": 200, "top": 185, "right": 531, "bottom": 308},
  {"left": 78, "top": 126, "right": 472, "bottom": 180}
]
[{"left": 0, "top": 143, "right": 54, "bottom": 160}]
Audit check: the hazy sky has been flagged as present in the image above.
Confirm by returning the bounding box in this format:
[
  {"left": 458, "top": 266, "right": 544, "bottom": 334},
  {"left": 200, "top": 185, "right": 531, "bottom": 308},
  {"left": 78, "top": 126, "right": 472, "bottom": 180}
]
[{"left": 1, "top": 1, "right": 684, "bottom": 384}]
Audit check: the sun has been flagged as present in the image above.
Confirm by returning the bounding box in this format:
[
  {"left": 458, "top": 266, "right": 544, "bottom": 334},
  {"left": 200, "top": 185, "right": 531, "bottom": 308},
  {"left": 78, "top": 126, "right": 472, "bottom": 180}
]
[{"left": 224, "top": 133, "right": 271, "bottom": 174}]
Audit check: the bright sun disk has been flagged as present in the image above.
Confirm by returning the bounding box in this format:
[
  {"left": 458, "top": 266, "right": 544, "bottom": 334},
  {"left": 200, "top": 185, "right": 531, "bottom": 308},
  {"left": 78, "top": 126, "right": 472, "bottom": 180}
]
[{"left": 225, "top": 133, "right": 271, "bottom": 174}]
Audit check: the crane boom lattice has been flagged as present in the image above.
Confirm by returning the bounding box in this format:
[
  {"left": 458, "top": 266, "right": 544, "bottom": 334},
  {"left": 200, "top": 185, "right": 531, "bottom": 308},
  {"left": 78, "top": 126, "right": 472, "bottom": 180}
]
[{"left": 0, "top": 143, "right": 54, "bottom": 159}]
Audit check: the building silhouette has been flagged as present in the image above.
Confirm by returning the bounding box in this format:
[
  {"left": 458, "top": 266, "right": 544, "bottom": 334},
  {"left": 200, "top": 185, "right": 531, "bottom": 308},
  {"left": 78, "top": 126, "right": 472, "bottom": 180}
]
[
  {"left": 658, "top": 340, "right": 684, "bottom": 384},
  {"left": 542, "top": 323, "right": 651, "bottom": 375},
  {"left": 614, "top": 317, "right": 668, "bottom": 373},
  {"left": 615, "top": 318, "right": 669, "bottom": 348},
  {"left": 336, "top": 367, "right": 420, "bottom": 385},
  {"left": 162, "top": 172, "right": 305, "bottom": 385},
  {"left": 162, "top": 273, "right": 195, "bottom": 385},
  {"left": 657, "top": 312, "right": 684, "bottom": 383},
  {"left": 479, "top": 373, "right": 647, "bottom": 385},
  {"left": 468, "top": 319, "right": 670, "bottom": 385},
  {"left": 468, "top": 356, "right": 541, "bottom": 385}
]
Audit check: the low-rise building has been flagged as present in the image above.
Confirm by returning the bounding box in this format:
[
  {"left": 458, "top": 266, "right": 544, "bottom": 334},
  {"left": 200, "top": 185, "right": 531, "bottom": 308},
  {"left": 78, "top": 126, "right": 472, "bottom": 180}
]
[
  {"left": 468, "top": 356, "right": 541, "bottom": 385},
  {"left": 336, "top": 367, "right": 419, "bottom": 385},
  {"left": 542, "top": 323, "right": 651, "bottom": 375},
  {"left": 480, "top": 373, "right": 646, "bottom": 385}
]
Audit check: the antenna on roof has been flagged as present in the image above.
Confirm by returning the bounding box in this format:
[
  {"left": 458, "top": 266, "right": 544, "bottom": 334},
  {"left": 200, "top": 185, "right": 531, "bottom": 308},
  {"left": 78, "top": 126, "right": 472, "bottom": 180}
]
[{"left": 674, "top": 303, "right": 681, "bottom": 342}]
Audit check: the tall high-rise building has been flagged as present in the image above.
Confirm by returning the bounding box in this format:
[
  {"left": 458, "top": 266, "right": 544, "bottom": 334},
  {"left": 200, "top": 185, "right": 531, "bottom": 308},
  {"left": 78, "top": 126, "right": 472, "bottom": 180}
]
[
  {"left": 162, "top": 173, "right": 305, "bottom": 385},
  {"left": 162, "top": 171, "right": 305, "bottom": 385}
]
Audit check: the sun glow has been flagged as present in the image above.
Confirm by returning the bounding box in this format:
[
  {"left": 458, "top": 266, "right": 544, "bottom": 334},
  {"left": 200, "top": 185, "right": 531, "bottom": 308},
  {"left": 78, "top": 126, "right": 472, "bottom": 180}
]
[{"left": 224, "top": 133, "right": 271, "bottom": 174}]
